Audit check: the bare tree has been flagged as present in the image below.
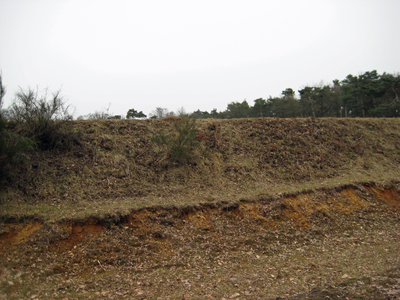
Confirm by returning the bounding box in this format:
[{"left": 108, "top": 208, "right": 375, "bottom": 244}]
[
  {"left": 82, "top": 103, "right": 114, "bottom": 120},
  {"left": 150, "top": 107, "right": 174, "bottom": 119},
  {"left": 0, "top": 72, "right": 5, "bottom": 107},
  {"left": 85, "top": 111, "right": 110, "bottom": 120},
  {"left": 0, "top": 72, "right": 7, "bottom": 120},
  {"left": 176, "top": 106, "right": 188, "bottom": 117}
]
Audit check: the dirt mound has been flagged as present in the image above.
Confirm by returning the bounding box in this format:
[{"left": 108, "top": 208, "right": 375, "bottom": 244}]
[
  {"left": 1, "top": 118, "right": 400, "bottom": 298},
  {"left": 2, "top": 118, "right": 400, "bottom": 206}
]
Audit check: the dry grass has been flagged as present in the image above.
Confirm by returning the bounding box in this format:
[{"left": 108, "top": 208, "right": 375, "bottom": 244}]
[{"left": 1, "top": 118, "right": 399, "bottom": 223}]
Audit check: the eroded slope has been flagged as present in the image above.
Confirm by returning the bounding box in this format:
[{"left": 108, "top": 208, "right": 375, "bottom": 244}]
[{"left": 1, "top": 183, "right": 400, "bottom": 299}]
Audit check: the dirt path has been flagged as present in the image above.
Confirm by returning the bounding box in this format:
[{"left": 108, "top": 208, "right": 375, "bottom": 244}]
[{"left": 1, "top": 184, "right": 400, "bottom": 299}]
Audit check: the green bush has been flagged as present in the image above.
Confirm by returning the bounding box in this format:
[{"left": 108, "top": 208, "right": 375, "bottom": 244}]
[{"left": 152, "top": 117, "right": 200, "bottom": 165}]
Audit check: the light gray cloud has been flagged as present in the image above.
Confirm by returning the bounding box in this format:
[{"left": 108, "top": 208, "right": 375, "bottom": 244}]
[{"left": 1, "top": 0, "right": 399, "bottom": 117}]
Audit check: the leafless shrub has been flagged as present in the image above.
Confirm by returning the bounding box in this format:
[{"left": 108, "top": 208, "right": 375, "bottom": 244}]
[
  {"left": 7, "top": 87, "right": 77, "bottom": 150},
  {"left": 150, "top": 107, "right": 175, "bottom": 119}
]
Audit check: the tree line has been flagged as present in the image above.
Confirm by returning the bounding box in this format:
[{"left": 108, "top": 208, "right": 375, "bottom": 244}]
[
  {"left": 39, "top": 69, "right": 400, "bottom": 120},
  {"left": 186, "top": 70, "right": 399, "bottom": 119},
  {"left": 2, "top": 70, "right": 399, "bottom": 121}
]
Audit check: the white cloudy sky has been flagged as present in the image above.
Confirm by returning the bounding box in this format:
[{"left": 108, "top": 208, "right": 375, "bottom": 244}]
[{"left": 1, "top": 0, "right": 399, "bottom": 118}]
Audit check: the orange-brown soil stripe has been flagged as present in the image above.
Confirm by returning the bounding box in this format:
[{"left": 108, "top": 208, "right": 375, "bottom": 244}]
[{"left": 0, "top": 184, "right": 399, "bottom": 256}]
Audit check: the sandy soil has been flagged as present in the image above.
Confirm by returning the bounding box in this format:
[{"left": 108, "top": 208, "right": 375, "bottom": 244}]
[{"left": 1, "top": 184, "right": 400, "bottom": 299}]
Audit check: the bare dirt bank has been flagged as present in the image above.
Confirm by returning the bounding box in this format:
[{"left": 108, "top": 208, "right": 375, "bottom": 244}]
[{"left": 1, "top": 182, "right": 400, "bottom": 299}]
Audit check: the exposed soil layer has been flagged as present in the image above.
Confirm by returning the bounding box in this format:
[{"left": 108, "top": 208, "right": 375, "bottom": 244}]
[{"left": 1, "top": 182, "right": 400, "bottom": 299}]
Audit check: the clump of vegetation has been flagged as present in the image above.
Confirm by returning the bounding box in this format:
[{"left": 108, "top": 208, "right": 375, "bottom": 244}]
[
  {"left": 0, "top": 121, "right": 34, "bottom": 172},
  {"left": 7, "top": 87, "right": 78, "bottom": 151},
  {"left": 126, "top": 108, "right": 146, "bottom": 119},
  {"left": 0, "top": 74, "right": 34, "bottom": 181},
  {"left": 151, "top": 117, "right": 200, "bottom": 166}
]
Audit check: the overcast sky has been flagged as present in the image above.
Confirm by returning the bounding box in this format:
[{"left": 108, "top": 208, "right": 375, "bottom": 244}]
[{"left": 1, "top": 0, "right": 399, "bottom": 118}]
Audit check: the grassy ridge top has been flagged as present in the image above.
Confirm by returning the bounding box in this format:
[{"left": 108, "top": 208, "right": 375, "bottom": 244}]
[{"left": 1, "top": 117, "right": 399, "bottom": 221}]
